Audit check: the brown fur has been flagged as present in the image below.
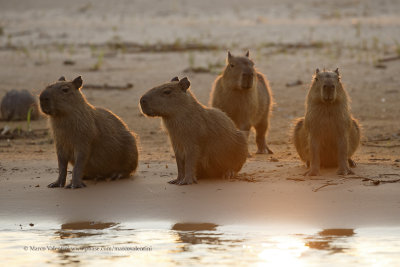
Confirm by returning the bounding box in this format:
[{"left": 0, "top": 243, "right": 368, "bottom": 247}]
[
  {"left": 140, "top": 76, "right": 248, "bottom": 185},
  {"left": 210, "top": 51, "right": 273, "bottom": 154},
  {"left": 39, "top": 76, "right": 138, "bottom": 188},
  {"left": 293, "top": 68, "right": 360, "bottom": 176}
]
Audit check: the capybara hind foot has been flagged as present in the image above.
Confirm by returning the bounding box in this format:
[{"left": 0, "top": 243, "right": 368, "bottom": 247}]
[
  {"left": 168, "top": 177, "right": 182, "bottom": 184},
  {"left": 65, "top": 181, "right": 87, "bottom": 189},
  {"left": 304, "top": 168, "right": 320, "bottom": 176},
  {"left": 348, "top": 159, "right": 356, "bottom": 168},
  {"left": 48, "top": 180, "right": 66, "bottom": 188},
  {"left": 337, "top": 167, "right": 354, "bottom": 175},
  {"left": 222, "top": 170, "right": 236, "bottom": 180},
  {"left": 256, "top": 145, "right": 273, "bottom": 154},
  {"left": 178, "top": 176, "right": 198, "bottom": 185},
  {"left": 110, "top": 173, "right": 128, "bottom": 181}
]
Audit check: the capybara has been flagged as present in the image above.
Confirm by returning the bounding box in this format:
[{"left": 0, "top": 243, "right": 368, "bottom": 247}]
[
  {"left": 293, "top": 68, "right": 360, "bottom": 176},
  {"left": 210, "top": 51, "right": 273, "bottom": 154},
  {"left": 1, "top": 89, "right": 39, "bottom": 121},
  {"left": 39, "top": 76, "right": 138, "bottom": 188},
  {"left": 140, "top": 76, "right": 248, "bottom": 185}
]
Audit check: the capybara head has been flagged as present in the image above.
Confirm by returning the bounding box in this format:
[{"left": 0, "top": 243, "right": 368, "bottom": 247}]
[
  {"left": 312, "top": 68, "right": 342, "bottom": 103},
  {"left": 40, "top": 76, "right": 84, "bottom": 116},
  {"left": 140, "top": 77, "right": 191, "bottom": 117},
  {"left": 223, "top": 51, "right": 256, "bottom": 90}
]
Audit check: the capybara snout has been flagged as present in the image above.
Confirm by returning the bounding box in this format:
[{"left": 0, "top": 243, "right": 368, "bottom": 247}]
[
  {"left": 322, "top": 83, "right": 336, "bottom": 102},
  {"left": 39, "top": 91, "right": 51, "bottom": 115},
  {"left": 139, "top": 95, "right": 152, "bottom": 116},
  {"left": 241, "top": 71, "right": 254, "bottom": 89}
]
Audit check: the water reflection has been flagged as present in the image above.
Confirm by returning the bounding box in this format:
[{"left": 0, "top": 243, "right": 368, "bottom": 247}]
[
  {"left": 171, "top": 222, "right": 220, "bottom": 245},
  {"left": 57, "top": 221, "right": 118, "bottom": 239},
  {"left": 0, "top": 222, "right": 399, "bottom": 266},
  {"left": 305, "top": 228, "right": 355, "bottom": 254},
  {"left": 53, "top": 221, "right": 120, "bottom": 266}
]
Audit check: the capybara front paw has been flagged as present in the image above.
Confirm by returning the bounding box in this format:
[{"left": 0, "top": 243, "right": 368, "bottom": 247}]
[
  {"left": 337, "top": 168, "right": 354, "bottom": 175},
  {"left": 256, "top": 145, "right": 274, "bottom": 154},
  {"left": 110, "top": 173, "right": 125, "bottom": 181},
  {"left": 256, "top": 148, "right": 267, "bottom": 154},
  {"left": 348, "top": 159, "right": 357, "bottom": 168},
  {"left": 222, "top": 170, "right": 235, "bottom": 180},
  {"left": 65, "top": 181, "right": 87, "bottom": 189},
  {"left": 178, "top": 177, "right": 197, "bottom": 185},
  {"left": 47, "top": 180, "right": 65, "bottom": 188},
  {"left": 168, "top": 178, "right": 181, "bottom": 184},
  {"left": 304, "top": 169, "right": 320, "bottom": 176}
]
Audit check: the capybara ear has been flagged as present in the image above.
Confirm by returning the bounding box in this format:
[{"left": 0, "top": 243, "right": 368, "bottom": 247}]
[
  {"left": 245, "top": 50, "right": 250, "bottom": 57},
  {"left": 178, "top": 77, "right": 190, "bottom": 92},
  {"left": 227, "top": 51, "right": 232, "bottom": 63},
  {"left": 58, "top": 76, "right": 66, "bottom": 81},
  {"left": 72, "top": 76, "right": 83, "bottom": 90},
  {"left": 315, "top": 68, "right": 320, "bottom": 74},
  {"left": 171, "top": 76, "right": 179, "bottom": 82},
  {"left": 334, "top": 68, "right": 340, "bottom": 76}
]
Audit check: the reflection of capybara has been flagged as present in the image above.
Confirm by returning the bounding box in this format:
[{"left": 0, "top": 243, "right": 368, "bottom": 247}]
[
  {"left": 293, "top": 68, "right": 360, "bottom": 176},
  {"left": 210, "top": 51, "right": 273, "bottom": 154},
  {"left": 1, "top": 89, "right": 39, "bottom": 121},
  {"left": 40, "top": 76, "right": 138, "bottom": 188},
  {"left": 140, "top": 77, "right": 248, "bottom": 185}
]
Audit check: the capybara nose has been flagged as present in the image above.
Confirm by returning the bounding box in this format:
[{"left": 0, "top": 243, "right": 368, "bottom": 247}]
[
  {"left": 242, "top": 73, "right": 253, "bottom": 80},
  {"left": 140, "top": 96, "right": 148, "bottom": 107},
  {"left": 39, "top": 92, "right": 49, "bottom": 103},
  {"left": 323, "top": 84, "right": 334, "bottom": 91}
]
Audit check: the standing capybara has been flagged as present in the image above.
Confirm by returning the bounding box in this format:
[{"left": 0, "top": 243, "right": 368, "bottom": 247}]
[
  {"left": 293, "top": 68, "right": 360, "bottom": 176},
  {"left": 140, "top": 77, "right": 248, "bottom": 185},
  {"left": 210, "top": 51, "right": 273, "bottom": 154},
  {"left": 40, "top": 76, "right": 138, "bottom": 188},
  {"left": 1, "top": 89, "right": 39, "bottom": 121}
]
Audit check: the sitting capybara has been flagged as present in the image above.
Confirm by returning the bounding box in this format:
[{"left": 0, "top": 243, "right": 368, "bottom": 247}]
[
  {"left": 293, "top": 68, "right": 360, "bottom": 176},
  {"left": 40, "top": 76, "right": 138, "bottom": 188},
  {"left": 1, "top": 89, "right": 39, "bottom": 121},
  {"left": 210, "top": 51, "right": 273, "bottom": 154},
  {"left": 140, "top": 77, "right": 248, "bottom": 185}
]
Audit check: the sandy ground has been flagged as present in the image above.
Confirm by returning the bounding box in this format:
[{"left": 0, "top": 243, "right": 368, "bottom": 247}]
[{"left": 0, "top": 0, "right": 400, "bottom": 228}]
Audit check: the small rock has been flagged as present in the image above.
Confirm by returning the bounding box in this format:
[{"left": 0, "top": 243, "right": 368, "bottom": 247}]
[
  {"left": 286, "top": 80, "right": 303, "bottom": 87},
  {"left": 63, "top": 60, "right": 75, "bottom": 65},
  {"left": 1, "top": 89, "right": 39, "bottom": 121},
  {"left": 374, "top": 63, "right": 387, "bottom": 69}
]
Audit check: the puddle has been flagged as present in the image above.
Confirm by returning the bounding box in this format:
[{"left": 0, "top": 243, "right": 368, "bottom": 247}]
[{"left": 1, "top": 221, "right": 400, "bottom": 266}]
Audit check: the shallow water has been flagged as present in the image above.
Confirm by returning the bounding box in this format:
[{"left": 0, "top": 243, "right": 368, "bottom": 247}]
[{"left": 1, "top": 221, "right": 400, "bottom": 266}]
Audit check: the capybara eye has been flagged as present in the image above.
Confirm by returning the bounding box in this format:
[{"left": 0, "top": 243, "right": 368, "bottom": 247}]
[
  {"left": 230, "top": 64, "right": 234, "bottom": 68},
  {"left": 62, "top": 88, "right": 69, "bottom": 93},
  {"left": 163, "top": 90, "right": 172, "bottom": 95}
]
